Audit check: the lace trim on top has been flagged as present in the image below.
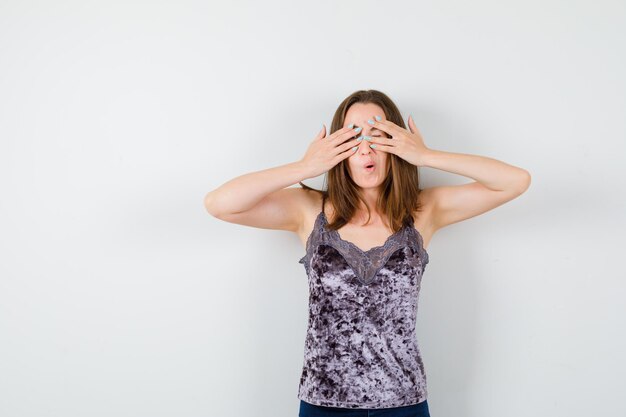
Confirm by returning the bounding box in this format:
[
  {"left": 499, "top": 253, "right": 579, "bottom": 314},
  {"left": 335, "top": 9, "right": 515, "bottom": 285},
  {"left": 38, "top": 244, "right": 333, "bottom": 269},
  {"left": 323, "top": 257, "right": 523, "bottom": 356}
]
[{"left": 299, "top": 211, "right": 429, "bottom": 285}]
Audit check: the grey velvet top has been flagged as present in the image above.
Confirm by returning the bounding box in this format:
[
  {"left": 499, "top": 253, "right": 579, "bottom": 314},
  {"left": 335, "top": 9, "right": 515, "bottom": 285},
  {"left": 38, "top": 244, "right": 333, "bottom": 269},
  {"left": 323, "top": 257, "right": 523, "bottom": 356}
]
[{"left": 297, "top": 206, "right": 430, "bottom": 409}]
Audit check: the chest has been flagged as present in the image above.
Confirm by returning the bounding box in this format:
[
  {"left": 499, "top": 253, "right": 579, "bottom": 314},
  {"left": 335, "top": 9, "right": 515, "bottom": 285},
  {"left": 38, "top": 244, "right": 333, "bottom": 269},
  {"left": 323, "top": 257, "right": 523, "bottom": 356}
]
[
  {"left": 310, "top": 241, "right": 427, "bottom": 287},
  {"left": 298, "top": 213, "right": 432, "bottom": 252},
  {"left": 334, "top": 223, "right": 398, "bottom": 253},
  {"left": 299, "top": 211, "right": 429, "bottom": 286}
]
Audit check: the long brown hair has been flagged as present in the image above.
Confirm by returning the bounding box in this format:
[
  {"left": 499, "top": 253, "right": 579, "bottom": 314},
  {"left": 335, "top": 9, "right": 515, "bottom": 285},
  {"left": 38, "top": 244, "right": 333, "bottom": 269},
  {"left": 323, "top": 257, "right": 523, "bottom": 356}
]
[{"left": 298, "top": 89, "right": 425, "bottom": 233}]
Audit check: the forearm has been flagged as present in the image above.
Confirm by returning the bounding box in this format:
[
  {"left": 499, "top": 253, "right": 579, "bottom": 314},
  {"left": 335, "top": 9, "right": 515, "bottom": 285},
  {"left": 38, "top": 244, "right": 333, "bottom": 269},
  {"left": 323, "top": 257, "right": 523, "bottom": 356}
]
[
  {"left": 204, "top": 160, "right": 310, "bottom": 215},
  {"left": 420, "top": 149, "right": 530, "bottom": 192}
]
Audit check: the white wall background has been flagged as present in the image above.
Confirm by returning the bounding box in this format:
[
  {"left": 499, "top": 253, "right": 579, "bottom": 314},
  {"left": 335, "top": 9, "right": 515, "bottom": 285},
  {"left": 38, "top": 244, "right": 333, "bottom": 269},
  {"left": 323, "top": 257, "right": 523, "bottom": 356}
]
[{"left": 1, "top": 1, "right": 624, "bottom": 416}]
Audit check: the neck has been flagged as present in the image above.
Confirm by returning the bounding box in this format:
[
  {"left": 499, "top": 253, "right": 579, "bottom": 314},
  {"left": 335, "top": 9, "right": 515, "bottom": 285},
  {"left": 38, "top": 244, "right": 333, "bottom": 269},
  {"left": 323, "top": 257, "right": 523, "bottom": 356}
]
[{"left": 351, "top": 188, "right": 386, "bottom": 224}]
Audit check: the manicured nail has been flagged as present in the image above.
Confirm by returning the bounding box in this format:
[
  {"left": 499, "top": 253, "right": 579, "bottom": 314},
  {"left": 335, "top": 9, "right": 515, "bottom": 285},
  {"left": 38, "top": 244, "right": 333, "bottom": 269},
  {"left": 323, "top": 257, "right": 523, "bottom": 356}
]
[
  {"left": 362, "top": 135, "right": 372, "bottom": 141},
  {"left": 351, "top": 146, "right": 358, "bottom": 152},
  {"left": 369, "top": 144, "right": 377, "bottom": 149},
  {"left": 354, "top": 127, "right": 362, "bottom": 133},
  {"left": 356, "top": 137, "right": 363, "bottom": 142},
  {"left": 367, "top": 119, "right": 375, "bottom": 125},
  {"left": 375, "top": 115, "right": 382, "bottom": 121},
  {"left": 348, "top": 123, "right": 354, "bottom": 128}
]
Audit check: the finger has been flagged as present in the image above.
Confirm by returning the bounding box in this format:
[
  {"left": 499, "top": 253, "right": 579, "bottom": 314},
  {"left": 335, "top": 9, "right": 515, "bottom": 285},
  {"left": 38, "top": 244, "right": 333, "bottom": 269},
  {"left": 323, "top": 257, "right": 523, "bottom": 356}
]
[
  {"left": 369, "top": 118, "right": 403, "bottom": 137},
  {"left": 409, "top": 115, "right": 417, "bottom": 133},
  {"left": 336, "top": 141, "right": 360, "bottom": 163},
  {"left": 409, "top": 119, "right": 424, "bottom": 140},
  {"left": 367, "top": 135, "right": 394, "bottom": 146},
  {"left": 316, "top": 124, "right": 326, "bottom": 140},
  {"left": 368, "top": 143, "right": 395, "bottom": 154},
  {"left": 332, "top": 125, "right": 362, "bottom": 144},
  {"left": 338, "top": 137, "right": 362, "bottom": 153},
  {"left": 326, "top": 124, "right": 352, "bottom": 141},
  {"left": 408, "top": 115, "right": 419, "bottom": 134}
]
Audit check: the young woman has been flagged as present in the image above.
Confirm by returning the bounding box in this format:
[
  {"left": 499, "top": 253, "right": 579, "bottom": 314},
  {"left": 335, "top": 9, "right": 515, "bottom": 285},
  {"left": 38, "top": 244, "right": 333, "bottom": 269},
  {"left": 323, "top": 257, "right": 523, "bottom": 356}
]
[{"left": 204, "top": 90, "right": 531, "bottom": 417}]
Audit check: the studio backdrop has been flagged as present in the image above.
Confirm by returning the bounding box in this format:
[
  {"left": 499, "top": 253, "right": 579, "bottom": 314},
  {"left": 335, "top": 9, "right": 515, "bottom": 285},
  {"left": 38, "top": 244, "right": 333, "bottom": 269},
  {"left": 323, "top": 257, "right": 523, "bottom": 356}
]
[{"left": 1, "top": 1, "right": 624, "bottom": 417}]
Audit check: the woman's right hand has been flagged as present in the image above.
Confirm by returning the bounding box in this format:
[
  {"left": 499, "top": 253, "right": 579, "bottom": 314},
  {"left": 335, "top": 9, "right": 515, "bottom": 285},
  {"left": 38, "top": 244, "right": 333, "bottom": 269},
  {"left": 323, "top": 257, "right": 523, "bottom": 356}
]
[{"left": 299, "top": 124, "right": 363, "bottom": 179}]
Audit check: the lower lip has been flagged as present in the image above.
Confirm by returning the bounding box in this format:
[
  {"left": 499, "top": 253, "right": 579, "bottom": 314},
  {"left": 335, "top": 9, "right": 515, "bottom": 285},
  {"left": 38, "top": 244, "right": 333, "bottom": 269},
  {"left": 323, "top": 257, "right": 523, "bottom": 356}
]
[{"left": 365, "top": 166, "right": 375, "bottom": 172}]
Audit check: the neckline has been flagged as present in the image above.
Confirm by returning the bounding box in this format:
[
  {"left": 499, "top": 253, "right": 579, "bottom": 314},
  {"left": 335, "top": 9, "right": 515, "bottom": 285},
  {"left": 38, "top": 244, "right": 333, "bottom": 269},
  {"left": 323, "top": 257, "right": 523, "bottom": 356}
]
[{"left": 320, "top": 211, "right": 406, "bottom": 254}]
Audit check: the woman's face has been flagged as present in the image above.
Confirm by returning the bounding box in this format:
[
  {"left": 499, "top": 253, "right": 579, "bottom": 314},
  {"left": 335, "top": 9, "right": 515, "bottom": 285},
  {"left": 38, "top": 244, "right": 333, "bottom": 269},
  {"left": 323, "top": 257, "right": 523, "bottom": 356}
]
[{"left": 342, "top": 102, "right": 391, "bottom": 189}]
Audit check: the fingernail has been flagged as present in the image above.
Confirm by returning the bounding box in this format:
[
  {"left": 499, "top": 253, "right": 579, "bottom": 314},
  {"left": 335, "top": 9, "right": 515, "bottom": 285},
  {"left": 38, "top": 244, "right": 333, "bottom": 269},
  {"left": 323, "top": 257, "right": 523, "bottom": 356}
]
[
  {"left": 356, "top": 137, "right": 363, "bottom": 142},
  {"left": 348, "top": 123, "right": 354, "bottom": 128},
  {"left": 369, "top": 144, "right": 377, "bottom": 149},
  {"left": 354, "top": 127, "right": 362, "bottom": 133},
  {"left": 375, "top": 115, "right": 382, "bottom": 121},
  {"left": 362, "top": 135, "right": 372, "bottom": 141},
  {"left": 351, "top": 146, "right": 358, "bottom": 152},
  {"left": 367, "top": 119, "right": 375, "bottom": 125}
]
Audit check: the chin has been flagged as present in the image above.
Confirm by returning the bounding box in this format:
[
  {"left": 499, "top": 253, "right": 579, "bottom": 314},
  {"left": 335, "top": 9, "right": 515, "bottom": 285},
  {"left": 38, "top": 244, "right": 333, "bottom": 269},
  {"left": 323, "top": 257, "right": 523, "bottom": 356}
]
[{"left": 356, "top": 179, "right": 383, "bottom": 188}]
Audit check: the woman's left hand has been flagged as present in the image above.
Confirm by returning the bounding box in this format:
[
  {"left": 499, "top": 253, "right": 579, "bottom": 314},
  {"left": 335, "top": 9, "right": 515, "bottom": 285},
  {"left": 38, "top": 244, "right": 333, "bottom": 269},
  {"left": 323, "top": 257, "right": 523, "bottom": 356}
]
[{"left": 367, "top": 115, "right": 430, "bottom": 167}]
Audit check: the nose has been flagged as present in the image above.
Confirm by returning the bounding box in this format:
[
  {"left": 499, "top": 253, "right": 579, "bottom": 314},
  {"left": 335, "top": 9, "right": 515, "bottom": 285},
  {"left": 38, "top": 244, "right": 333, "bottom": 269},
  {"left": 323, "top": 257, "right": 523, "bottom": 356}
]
[{"left": 357, "top": 139, "right": 372, "bottom": 155}]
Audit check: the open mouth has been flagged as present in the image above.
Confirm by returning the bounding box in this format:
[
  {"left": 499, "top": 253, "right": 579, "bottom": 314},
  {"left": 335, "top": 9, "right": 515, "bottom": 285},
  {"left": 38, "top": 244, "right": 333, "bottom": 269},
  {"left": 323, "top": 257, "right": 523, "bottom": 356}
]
[{"left": 364, "top": 163, "right": 375, "bottom": 172}]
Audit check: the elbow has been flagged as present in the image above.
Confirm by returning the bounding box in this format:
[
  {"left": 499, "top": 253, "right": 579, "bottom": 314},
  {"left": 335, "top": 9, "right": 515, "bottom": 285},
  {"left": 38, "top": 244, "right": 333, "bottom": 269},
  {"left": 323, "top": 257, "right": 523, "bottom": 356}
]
[
  {"left": 514, "top": 170, "right": 531, "bottom": 194},
  {"left": 203, "top": 191, "right": 221, "bottom": 218}
]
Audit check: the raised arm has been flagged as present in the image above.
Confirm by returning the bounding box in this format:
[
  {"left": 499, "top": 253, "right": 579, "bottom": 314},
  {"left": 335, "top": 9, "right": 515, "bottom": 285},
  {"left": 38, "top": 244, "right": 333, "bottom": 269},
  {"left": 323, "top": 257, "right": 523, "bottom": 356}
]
[
  {"left": 421, "top": 149, "right": 531, "bottom": 230},
  {"left": 204, "top": 161, "right": 312, "bottom": 233},
  {"left": 365, "top": 115, "right": 531, "bottom": 232},
  {"left": 203, "top": 124, "right": 362, "bottom": 233}
]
